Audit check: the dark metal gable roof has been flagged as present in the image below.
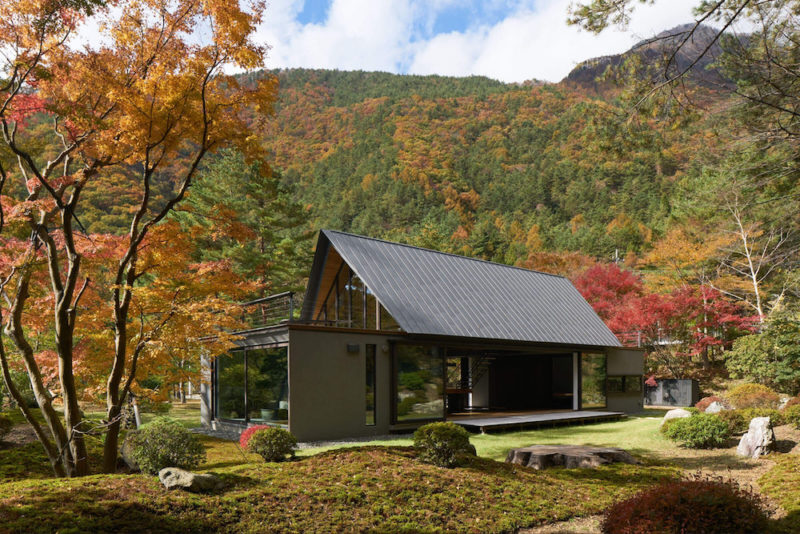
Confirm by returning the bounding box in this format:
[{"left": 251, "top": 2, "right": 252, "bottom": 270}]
[{"left": 302, "top": 230, "right": 621, "bottom": 347}]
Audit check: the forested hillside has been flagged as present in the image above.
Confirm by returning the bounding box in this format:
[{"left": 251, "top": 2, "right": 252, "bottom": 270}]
[{"left": 256, "top": 67, "right": 695, "bottom": 264}]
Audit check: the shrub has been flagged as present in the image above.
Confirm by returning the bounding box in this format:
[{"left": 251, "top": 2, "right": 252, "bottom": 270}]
[
  {"left": 601, "top": 475, "right": 769, "bottom": 534},
  {"left": 726, "top": 384, "right": 780, "bottom": 410},
  {"left": 137, "top": 397, "right": 171, "bottom": 415},
  {"left": 696, "top": 396, "right": 725, "bottom": 412},
  {"left": 716, "top": 410, "right": 748, "bottom": 435},
  {"left": 239, "top": 425, "right": 273, "bottom": 449},
  {"left": 662, "top": 413, "right": 731, "bottom": 448},
  {"left": 246, "top": 427, "right": 297, "bottom": 462},
  {"left": 0, "top": 414, "right": 12, "bottom": 441},
  {"left": 413, "top": 422, "right": 475, "bottom": 468},
  {"left": 128, "top": 417, "right": 205, "bottom": 474},
  {"left": 783, "top": 405, "right": 800, "bottom": 430},
  {"left": 740, "top": 407, "right": 785, "bottom": 427}
]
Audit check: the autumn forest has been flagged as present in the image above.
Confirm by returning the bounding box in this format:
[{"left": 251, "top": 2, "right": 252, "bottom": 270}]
[{"left": 1, "top": 0, "right": 799, "bottom": 481}]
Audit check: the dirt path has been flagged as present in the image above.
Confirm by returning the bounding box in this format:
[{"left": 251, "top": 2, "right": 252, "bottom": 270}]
[{"left": 1, "top": 422, "right": 38, "bottom": 448}]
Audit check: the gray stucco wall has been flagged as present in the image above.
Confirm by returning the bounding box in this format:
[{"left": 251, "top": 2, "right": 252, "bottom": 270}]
[
  {"left": 288, "top": 328, "right": 403, "bottom": 442},
  {"left": 605, "top": 347, "right": 645, "bottom": 413}
]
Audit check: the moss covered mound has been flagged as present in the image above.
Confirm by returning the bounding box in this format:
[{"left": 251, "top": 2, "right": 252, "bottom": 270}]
[{"left": 0, "top": 446, "right": 675, "bottom": 533}]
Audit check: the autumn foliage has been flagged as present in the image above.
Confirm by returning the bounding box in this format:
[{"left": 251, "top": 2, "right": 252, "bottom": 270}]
[{"left": 0, "top": 0, "right": 275, "bottom": 477}]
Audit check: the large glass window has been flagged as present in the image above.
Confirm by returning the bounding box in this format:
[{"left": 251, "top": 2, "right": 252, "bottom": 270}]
[
  {"left": 351, "top": 273, "right": 365, "bottom": 328},
  {"left": 365, "top": 287, "right": 377, "bottom": 329},
  {"left": 380, "top": 303, "right": 401, "bottom": 331},
  {"left": 216, "top": 351, "right": 246, "bottom": 421},
  {"left": 214, "top": 346, "right": 288, "bottom": 424},
  {"left": 581, "top": 353, "right": 607, "bottom": 409},
  {"left": 366, "top": 344, "right": 376, "bottom": 425},
  {"left": 394, "top": 344, "right": 444, "bottom": 422},
  {"left": 247, "top": 347, "right": 289, "bottom": 424}
]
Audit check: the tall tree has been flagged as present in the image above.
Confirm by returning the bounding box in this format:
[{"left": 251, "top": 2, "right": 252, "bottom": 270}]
[
  {"left": 0, "top": 0, "right": 275, "bottom": 476},
  {"left": 175, "top": 149, "right": 312, "bottom": 299}
]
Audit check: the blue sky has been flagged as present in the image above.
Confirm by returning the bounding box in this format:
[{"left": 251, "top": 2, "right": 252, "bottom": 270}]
[{"left": 255, "top": 0, "right": 702, "bottom": 82}]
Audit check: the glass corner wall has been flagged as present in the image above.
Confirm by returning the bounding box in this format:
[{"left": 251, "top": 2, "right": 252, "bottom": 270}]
[
  {"left": 214, "top": 345, "right": 289, "bottom": 425},
  {"left": 580, "top": 352, "right": 607, "bottom": 409},
  {"left": 393, "top": 344, "right": 445, "bottom": 423}
]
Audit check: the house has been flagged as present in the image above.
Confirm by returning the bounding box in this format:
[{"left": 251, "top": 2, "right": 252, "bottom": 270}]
[{"left": 200, "top": 230, "right": 644, "bottom": 442}]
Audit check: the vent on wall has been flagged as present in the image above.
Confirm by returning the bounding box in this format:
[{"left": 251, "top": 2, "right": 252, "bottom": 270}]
[{"left": 346, "top": 344, "right": 360, "bottom": 354}]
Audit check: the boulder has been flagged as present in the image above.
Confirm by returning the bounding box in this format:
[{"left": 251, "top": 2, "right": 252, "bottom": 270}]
[
  {"left": 661, "top": 408, "right": 692, "bottom": 426},
  {"left": 158, "top": 467, "right": 222, "bottom": 493},
  {"left": 705, "top": 401, "right": 726, "bottom": 414},
  {"left": 736, "top": 417, "right": 775, "bottom": 459},
  {"left": 505, "top": 445, "right": 639, "bottom": 470},
  {"left": 120, "top": 432, "right": 140, "bottom": 472}
]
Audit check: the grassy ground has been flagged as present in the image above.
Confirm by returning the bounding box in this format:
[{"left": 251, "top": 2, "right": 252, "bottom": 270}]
[{"left": 1, "top": 404, "right": 798, "bottom": 533}]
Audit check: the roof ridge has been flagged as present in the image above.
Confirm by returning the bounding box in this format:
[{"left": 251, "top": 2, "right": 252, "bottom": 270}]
[{"left": 321, "top": 229, "right": 568, "bottom": 280}]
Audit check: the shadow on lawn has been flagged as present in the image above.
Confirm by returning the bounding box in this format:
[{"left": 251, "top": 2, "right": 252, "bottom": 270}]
[
  {"left": 0, "top": 488, "right": 220, "bottom": 533},
  {"left": 656, "top": 452, "right": 763, "bottom": 472}
]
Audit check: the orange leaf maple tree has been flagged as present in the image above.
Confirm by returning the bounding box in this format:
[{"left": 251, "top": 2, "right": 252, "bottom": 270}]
[{"left": 0, "top": 0, "right": 275, "bottom": 476}]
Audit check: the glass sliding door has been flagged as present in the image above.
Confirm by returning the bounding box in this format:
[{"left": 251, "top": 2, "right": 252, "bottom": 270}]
[
  {"left": 394, "top": 344, "right": 444, "bottom": 422},
  {"left": 216, "top": 351, "right": 246, "bottom": 421},
  {"left": 581, "top": 353, "right": 607, "bottom": 409}
]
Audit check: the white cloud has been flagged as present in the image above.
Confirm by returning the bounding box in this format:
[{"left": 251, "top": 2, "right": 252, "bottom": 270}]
[{"left": 257, "top": 0, "right": 703, "bottom": 82}]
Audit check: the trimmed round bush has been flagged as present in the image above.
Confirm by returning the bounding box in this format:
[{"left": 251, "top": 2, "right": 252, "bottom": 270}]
[
  {"left": 128, "top": 417, "right": 205, "bottom": 474},
  {"left": 413, "top": 422, "right": 475, "bottom": 468},
  {"left": 662, "top": 413, "right": 731, "bottom": 448},
  {"left": 783, "top": 404, "right": 800, "bottom": 430},
  {"left": 0, "top": 413, "right": 12, "bottom": 441},
  {"left": 696, "top": 396, "right": 725, "bottom": 412},
  {"left": 726, "top": 384, "right": 780, "bottom": 410},
  {"left": 246, "top": 427, "right": 297, "bottom": 462},
  {"left": 601, "top": 476, "right": 769, "bottom": 534},
  {"left": 716, "top": 410, "right": 748, "bottom": 435},
  {"left": 239, "top": 425, "right": 272, "bottom": 449},
  {"left": 740, "top": 407, "right": 785, "bottom": 427}
]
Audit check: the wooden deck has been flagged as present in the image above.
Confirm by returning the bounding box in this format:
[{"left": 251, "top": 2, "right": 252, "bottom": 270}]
[{"left": 448, "top": 410, "right": 625, "bottom": 433}]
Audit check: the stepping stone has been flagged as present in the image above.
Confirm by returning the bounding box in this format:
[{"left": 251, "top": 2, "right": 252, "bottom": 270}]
[{"left": 505, "top": 445, "right": 640, "bottom": 470}]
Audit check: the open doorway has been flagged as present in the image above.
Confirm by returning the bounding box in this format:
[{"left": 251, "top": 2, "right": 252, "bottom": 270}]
[{"left": 446, "top": 348, "right": 574, "bottom": 415}]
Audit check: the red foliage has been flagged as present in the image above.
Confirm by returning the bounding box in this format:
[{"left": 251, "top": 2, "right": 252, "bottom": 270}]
[
  {"left": 574, "top": 264, "right": 758, "bottom": 360},
  {"left": 601, "top": 476, "right": 769, "bottom": 534},
  {"left": 239, "top": 425, "right": 272, "bottom": 449}
]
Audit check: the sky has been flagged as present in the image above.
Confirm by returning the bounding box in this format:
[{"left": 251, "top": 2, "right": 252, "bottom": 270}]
[{"left": 254, "top": 0, "right": 702, "bottom": 83}]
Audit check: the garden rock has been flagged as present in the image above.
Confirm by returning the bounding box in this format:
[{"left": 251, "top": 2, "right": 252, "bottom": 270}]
[
  {"left": 661, "top": 408, "right": 692, "bottom": 426},
  {"left": 736, "top": 417, "right": 775, "bottom": 459},
  {"left": 505, "top": 445, "right": 639, "bottom": 470},
  {"left": 120, "top": 433, "right": 140, "bottom": 472},
  {"left": 705, "top": 401, "right": 726, "bottom": 414},
  {"left": 158, "top": 467, "right": 222, "bottom": 493}
]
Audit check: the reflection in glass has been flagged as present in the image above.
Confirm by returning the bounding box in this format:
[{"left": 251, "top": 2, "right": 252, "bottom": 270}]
[
  {"left": 351, "top": 273, "right": 365, "bottom": 328},
  {"left": 581, "top": 353, "right": 607, "bottom": 409},
  {"left": 247, "top": 347, "right": 289, "bottom": 424},
  {"left": 365, "top": 287, "right": 377, "bottom": 329},
  {"left": 216, "top": 351, "right": 246, "bottom": 420},
  {"left": 366, "top": 344, "right": 376, "bottom": 425},
  {"left": 395, "top": 344, "right": 444, "bottom": 422},
  {"left": 380, "top": 303, "right": 401, "bottom": 331}
]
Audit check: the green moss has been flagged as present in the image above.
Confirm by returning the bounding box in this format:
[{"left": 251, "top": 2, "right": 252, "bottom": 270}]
[
  {"left": 758, "top": 454, "right": 800, "bottom": 534},
  {"left": 0, "top": 446, "right": 677, "bottom": 533}
]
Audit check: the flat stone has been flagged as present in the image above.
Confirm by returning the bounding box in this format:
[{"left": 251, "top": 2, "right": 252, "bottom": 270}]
[
  {"left": 737, "top": 417, "right": 775, "bottom": 459},
  {"left": 158, "top": 467, "right": 222, "bottom": 493},
  {"left": 661, "top": 408, "right": 692, "bottom": 426},
  {"left": 505, "top": 445, "right": 640, "bottom": 470}
]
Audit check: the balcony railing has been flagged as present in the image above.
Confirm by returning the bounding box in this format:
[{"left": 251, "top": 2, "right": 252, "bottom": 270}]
[{"left": 240, "top": 291, "right": 302, "bottom": 330}]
